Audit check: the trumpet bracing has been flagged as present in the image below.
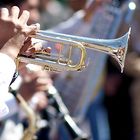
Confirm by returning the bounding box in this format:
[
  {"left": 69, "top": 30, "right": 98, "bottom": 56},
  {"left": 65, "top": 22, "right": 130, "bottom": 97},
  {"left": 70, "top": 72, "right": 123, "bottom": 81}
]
[{"left": 17, "top": 28, "right": 131, "bottom": 73}]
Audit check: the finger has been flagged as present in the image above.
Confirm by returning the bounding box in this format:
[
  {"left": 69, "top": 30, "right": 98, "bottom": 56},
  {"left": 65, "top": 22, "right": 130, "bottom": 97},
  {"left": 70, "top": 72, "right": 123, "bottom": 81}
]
[
  {"left": 19, "top": 10, "right": 30, "bottom": 25},
  {"left": 19, "top": 38, "right": 32, "bottom": 54},
  {"left": 42, "top": 47, "right": 51, "bottom": 54},
  {"left": 25, "top": 42, "right": 42, "bottom": 56},
  {"left": 0, "top": 8, "right": 9, "bottom": 20},
  {"left": 24, "top": 37, "right": 32, "bottom": 43},
  {"left": 11, "top": 6, "right": 20, "bottom": 20},
  {"left": 23, "top": 23, "right": 40, "bottom": 36}
]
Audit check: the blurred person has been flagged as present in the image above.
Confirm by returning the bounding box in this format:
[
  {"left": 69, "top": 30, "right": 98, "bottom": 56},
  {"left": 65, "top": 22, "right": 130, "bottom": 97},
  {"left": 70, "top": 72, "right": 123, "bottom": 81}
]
[
  {"left": 123, "top": 2, "right": 140, "bottom": 140},
  {"left": 103, "top": 0, "right": 135, "bottom": 140}
]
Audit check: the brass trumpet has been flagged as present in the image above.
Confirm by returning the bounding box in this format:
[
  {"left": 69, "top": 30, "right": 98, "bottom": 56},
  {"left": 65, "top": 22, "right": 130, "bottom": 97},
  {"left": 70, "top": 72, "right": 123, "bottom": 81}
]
[{"left": 18, "top": 28, "right": 131, "bottom": 73}]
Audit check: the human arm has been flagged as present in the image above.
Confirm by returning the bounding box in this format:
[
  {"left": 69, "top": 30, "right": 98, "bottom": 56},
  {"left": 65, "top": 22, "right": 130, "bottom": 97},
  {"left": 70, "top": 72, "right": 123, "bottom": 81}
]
[
  {"left": 0, "top": 6, "right": 39, "bottom": 118},
  {"left": 0, "top": 6, "right": 39, "bottom": 79}
]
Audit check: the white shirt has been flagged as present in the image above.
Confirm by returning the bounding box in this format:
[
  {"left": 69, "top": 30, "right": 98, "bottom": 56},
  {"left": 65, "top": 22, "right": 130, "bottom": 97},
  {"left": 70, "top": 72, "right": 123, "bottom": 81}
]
[{"left": 0, "top": 53, "right": 17, "bottom": 119}]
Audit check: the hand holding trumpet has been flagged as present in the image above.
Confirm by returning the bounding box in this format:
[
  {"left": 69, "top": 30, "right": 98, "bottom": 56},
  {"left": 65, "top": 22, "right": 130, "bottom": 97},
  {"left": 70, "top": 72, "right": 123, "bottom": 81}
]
[
  {"left": 0, "top": 6, "right": 40, "bottom": 59},
  {"left": 0, "top": 6, "right": 51, "bottom": 70}
]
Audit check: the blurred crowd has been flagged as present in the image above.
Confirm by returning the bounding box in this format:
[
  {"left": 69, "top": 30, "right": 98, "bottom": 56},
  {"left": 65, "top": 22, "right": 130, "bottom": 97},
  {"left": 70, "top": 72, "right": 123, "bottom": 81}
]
[{"left": 0, "top": 0, "right": 140, "bottom": 140}]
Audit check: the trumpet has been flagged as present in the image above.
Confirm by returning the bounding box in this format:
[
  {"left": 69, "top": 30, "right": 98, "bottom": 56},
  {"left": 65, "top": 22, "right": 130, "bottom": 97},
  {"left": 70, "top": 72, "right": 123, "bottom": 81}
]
[{"left": 17, "top": 28, "right": 131, "bottom": 73}]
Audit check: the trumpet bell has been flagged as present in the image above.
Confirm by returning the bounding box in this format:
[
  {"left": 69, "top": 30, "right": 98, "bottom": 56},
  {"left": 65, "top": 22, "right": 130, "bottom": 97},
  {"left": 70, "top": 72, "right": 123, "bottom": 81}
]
[{"left": 82, "top": 28, "right": 131, "bottom": 72}]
